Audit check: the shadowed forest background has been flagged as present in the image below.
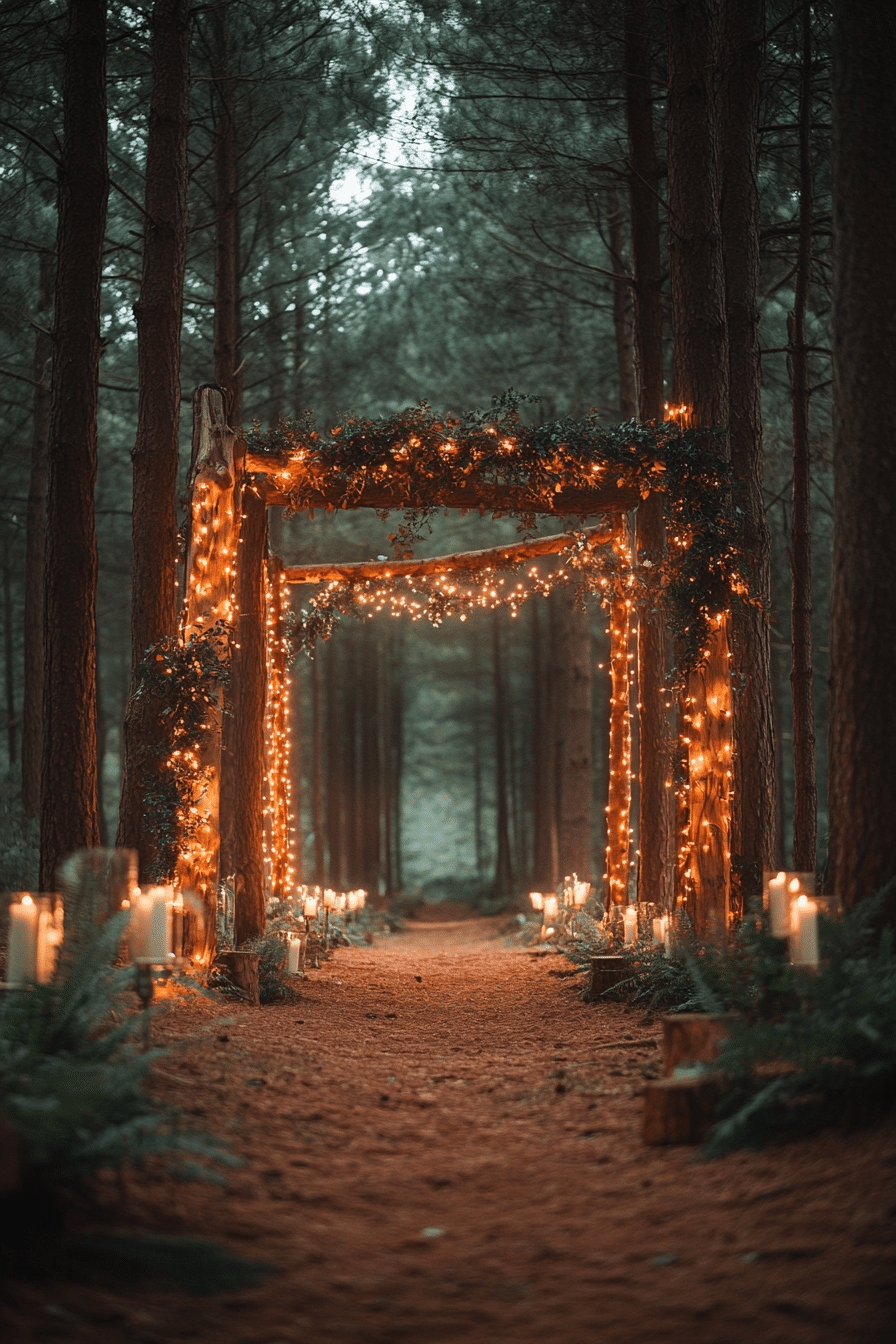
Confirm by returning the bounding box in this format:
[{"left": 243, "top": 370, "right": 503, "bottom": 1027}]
[{"left": 0, "top": 0, "right": 840, "bottom": 902}]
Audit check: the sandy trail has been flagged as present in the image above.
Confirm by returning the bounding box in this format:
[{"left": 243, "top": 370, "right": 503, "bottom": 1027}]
[{"left": 4, "top": 915, "right": 895, "bottom": 1342}]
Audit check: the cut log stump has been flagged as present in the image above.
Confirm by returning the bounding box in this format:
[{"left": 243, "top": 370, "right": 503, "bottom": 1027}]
[
  {"left": 642, "top": 1074, "right": 723, "bottom": 1145},
  {"left": 589, "top": 955, "right": 631, "bottom": 998},
  {"left": 661, "top": 1013, "right": 737, "bottom": 1076},
  {"left": 218, "top": 951, "right": 261, "bottom": 1007}
]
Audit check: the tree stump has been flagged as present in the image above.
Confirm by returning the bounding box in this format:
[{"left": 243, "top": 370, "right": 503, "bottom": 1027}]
[
  {"left": 589, "top": 955, "right": 630, "bottom": 997},
  {"left": 661, "top": 1013, "right": 736, "bottom": 1076},
  {"left": 642, "top": 1074, "right": 723, "bottom": 1145},
  {"left": 218, "top": 951, "right": 261, "bottom": 1006}
]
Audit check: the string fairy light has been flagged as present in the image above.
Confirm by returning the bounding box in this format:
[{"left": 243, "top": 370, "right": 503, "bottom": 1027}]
[{"left": 262, "top": 560, "right": 296, "bottom": 902}]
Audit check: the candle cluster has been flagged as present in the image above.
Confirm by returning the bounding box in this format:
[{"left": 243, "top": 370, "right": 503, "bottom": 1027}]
[
  {"left": 529, "top": 874, "right": 592, "bottom": 937},
  {"left": 5, "top": 894, "right": 62, "bottom": 986},
  {"left": 764, "top": 870, "right": 819, "bottom": 968}
]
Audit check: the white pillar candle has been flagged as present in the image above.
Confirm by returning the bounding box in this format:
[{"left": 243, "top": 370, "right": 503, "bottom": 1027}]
[
  {"left": 7, "top": 894, "right": 39, "bottom": 983},
  {"left": 623, "top": 906, "right": 638, "bottom": 945},
  {"left": 543, "top": 894, "right": 559, "bottom": 922},
  {"left": 791, "top": 895, "right": 819, "bottom": 968},
  {"left": 768, "top": 872, "right": 789, "bottom": 937},
  {"left": 130, "top": 886, "right": 172, "bottom": 962},
  {"left": 35, "top": 906, "right": 60, "bottom": 984},
  {"left": 662, "top": 916, "right": 672, "bottom": 958},
  {"left": 652, "top": 916, "right": 664, "bottom": 945},
  {"left": 573, "top": 880, "right": 590, "bottom": 908},
  {"left": 287, "top": 937, "right": 302, "bottom": 975},
  {"left": 323, "top": 889, "right": 337, "bottom": 910},
  {"left": 303, "top": 895, "right": 319, "bottom": 919},
  {"left": 529, "top": 892, "right": 544, "bottom": 911}
]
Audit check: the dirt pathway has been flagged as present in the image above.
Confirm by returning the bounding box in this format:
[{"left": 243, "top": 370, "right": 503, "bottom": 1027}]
[{"left": 5, "top": 916, "right": 895, "bottom": 1342}]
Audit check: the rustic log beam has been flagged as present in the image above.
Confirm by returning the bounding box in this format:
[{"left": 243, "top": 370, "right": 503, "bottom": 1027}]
[
  {"left": 283, "top": 524, "right": 613, "bottom": 586},
  {"left": 243, "top": 456, "right": 640, "bottom": 518}
]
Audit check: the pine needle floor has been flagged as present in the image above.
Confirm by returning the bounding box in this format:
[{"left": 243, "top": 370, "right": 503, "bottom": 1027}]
[{"left": 5, "top": 914, "right": 896, "bottom": 1343}]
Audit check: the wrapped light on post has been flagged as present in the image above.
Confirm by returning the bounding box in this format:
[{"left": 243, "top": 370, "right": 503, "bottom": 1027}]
[
  {"left": 5, "top": 894, "right": 61, "bottom": 986},
  {"left": 623, "top": 905, "right": 638, "bottom": 945},
  {"left": 790, "top": 895, "right": 819, "bottom": 969},
  {"left": 764, "top": 871, "right": 815, "bottom": 939}
]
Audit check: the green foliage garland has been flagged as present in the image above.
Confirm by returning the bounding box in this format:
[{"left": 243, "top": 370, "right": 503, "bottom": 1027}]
[
  {"left": 135, "top": 621, "right": 230, "bottom": 882},
  {"left": 245, "top": 396, "right": 753, "bottom": 675}
]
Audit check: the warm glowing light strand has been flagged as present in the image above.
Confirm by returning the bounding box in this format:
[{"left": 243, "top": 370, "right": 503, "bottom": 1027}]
[
  {"left": 262, "top": 561, "right": 296, "bottom": 902},
  {"left": 604, "top": 517, "right": 635, "bottom": 909}
]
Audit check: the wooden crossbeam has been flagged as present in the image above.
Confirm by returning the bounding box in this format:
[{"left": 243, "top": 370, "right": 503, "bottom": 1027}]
[
  {"left": 244, "top": 452, "right": 640, "bottom": 518},
  {"left": 282, "top": 523, "right": 615, "bottom": 586}
]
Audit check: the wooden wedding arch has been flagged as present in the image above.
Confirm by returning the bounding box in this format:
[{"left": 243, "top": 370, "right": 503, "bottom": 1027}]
[{"left": 174, "top": 385, "right": 734, "bottom": 961}]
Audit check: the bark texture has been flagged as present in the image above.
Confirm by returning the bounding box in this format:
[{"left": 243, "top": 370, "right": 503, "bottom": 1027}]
[
  {"left": 788, "top": 3, "right": 817, "bottom": 875},
  {"left": 667, "top": 0, "right": 732, "bottom": 932},
  {"left": 555, "top": 589, "right": 593, "bottom": 884},
  {"left": 22, "top": 249, "right": 53, "bottom": 817},
  {"left": 229, "top": 483, "right": 267, "bottom": 947},
  {"left": 117, "top": 0, "right": 192, "bottom": 875},
  {"left": 39, "top": 0, "right": 108, "bottom": 887},
  {"left": 625, "top": 0, "right": 675, "bottom": 910},
  {"left": 719, "top": 0, "right": 775, "bottom": 901},
  {"left": 827, "top": 0, "right": 896, "bottom": 922}
]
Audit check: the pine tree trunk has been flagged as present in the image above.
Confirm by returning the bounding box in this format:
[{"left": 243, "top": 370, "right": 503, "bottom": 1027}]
[
  {"left": 325, "top": 638, "right": 343, "bottom": 887},
  {"left": 212, "top": 3, "right": 242, "bottom": 426},
  {"left": 39, "top": 0, "right": 108, "bottom": 888},
  {"left": 22, "top": 249, "right": 53, "bottom": 818},
  {"left": 827, "top": 0, "right": 896, "bottom": 922},
  {"left": 607, "top": 186, "right": 638, "bottom": 420},
  {"left": 311, "top": 650, "right": 325, "bottom": 885},
  {"left": 788, "top": 3, "right": 817, "bottom": 876},
  {"left": 720, "top": 0, "right": 776, "bottom": 905},
  {"left": 390, "top": 629, "right": 404, "bottom": 893},
  {"left": 556, "top": 589, "right": 593, "bottom": 883},
  {"left": 230, "top": 484, "right": 267, "bottom": 946},
  {"left": 2, "top": 534, "right": 16, "bottom": 765},
  {"left": 625, "top": 0, "right": 675, "bottom": 911},
  {"left": 492, "top": 610, "right": 513, "bottom": 897},
  {"left": 531, "top": 597, "right": 557, "bottom": 888},
  {"left": 667, "top": 0, "right": 732, "bottom": 933},
  {"left": 117, "top": 0, "right": 192, "bottom": 876}
]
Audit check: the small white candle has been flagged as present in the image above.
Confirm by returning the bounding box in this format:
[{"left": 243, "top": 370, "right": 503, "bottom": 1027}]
[
  {"left": 623, "top": 906, "right": 638, "bottom": 945},
  {"left": 7, "top": 894, "right": 39, "bottom": 983},
  {"left": 768, "top": 872, "right": 789, "bottom": 937},
  {"left": 543, "top": 894, "right": 559, "bottom": 922},
  {"left": 287, "top": 937, "right": 302, "bottom": 975},
  {"left": 652, "top": 916, "right": 664, "bottom": 945},
  {"left": 323, "top": 889, "right": 337, "bottom": 910},
  {"left": 529, "top": 892, "right": 544, "bottom": 912},
  {"left": 303, "top": 895, "right": 319, "bottom": 919},
  {"left": 573, "top": 880, "right": 590, "bottom": 908},
  {"left": 791, "top": 895, "right": 819, "bottom": 968}
]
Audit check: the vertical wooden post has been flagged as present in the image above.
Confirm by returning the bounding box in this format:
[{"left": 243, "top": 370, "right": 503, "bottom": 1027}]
[
  {"left": 228, "top": 479, "right": 268, "bottom": 947},
  {"left": 177, "top": 385, "right": 236, "bottom": 962},
  {"left": 263, "top": 556, "right": 294, "bottom": 902},
  {"left": 682, "top": 614, "right": 734, "bottom": 936},
  {"left": 605, "top": 517, "right": 634, "bottom": 913}
]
